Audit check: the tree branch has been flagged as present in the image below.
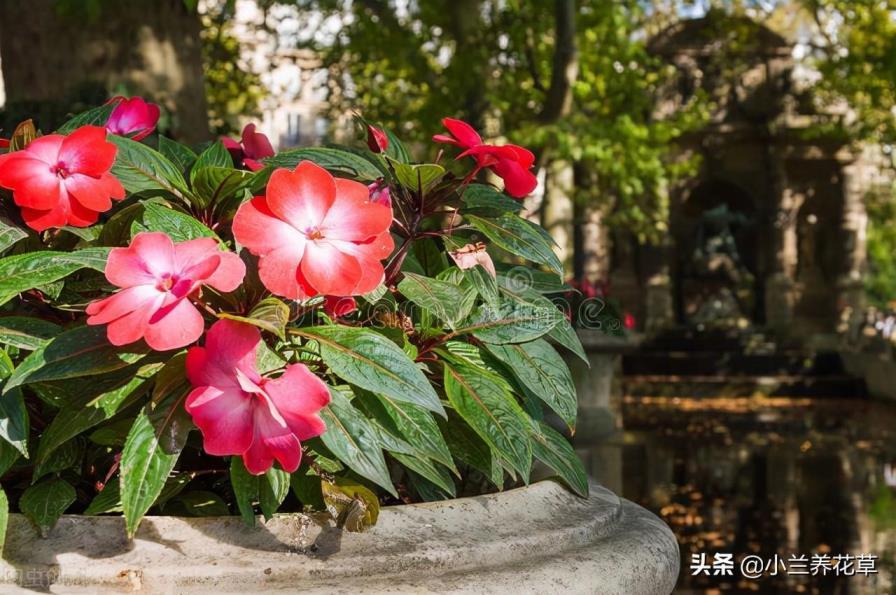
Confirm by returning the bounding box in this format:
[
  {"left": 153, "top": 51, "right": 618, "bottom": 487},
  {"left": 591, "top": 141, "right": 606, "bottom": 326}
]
[{"left": 538, "top": 0, "right": 578, "bottom": 123}]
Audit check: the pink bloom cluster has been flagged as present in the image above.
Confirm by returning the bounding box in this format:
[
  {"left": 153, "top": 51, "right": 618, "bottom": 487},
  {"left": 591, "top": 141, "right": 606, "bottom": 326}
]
[{"left": 223, "top": 124, "right": 275, "bottom": 171}]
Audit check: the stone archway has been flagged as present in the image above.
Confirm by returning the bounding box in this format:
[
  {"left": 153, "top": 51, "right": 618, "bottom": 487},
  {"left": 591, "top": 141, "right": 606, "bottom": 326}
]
[{"left": 672, "top": 178, "right": 759, "bottom": 327}]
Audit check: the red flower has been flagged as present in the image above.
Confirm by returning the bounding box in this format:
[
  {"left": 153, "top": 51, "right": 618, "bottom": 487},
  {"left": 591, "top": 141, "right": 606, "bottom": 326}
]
[
  {"left": 433, "top": 118, "right": 537, "bottom": 198},
  {"left": 232, "top": 161, "right": 394, "bottom": 300},
  {"left": 86, "top": 232, "right": 245, "bottom": 351},
  {"left": 366, "top": 124, "right": 389, "bottom": 153},
  {"left": 323, "top": 296, "right": 357, "bottom": 318},
  {"left": 0, "top": 139, "right": 8, "bottom": 149},
  {"left": 624, "top": 312, "right": 636, "bottom": 330},
  {"left": 105, "top": 96, "right": 161, "bottom": 141},
  {"left": 184, "top": 319, "right": 329, "bottom": 475},
  {"left": 0, "top": 126, "right": 125, "bottom": 231},
  {"left": 222, "top": 123, "right": 275, "bottom": 172}
]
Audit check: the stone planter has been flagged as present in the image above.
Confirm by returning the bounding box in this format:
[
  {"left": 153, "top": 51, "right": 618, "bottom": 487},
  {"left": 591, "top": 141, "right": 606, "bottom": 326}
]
[{"left": 0, "top": 479, "right": 679, "bottom": 594}]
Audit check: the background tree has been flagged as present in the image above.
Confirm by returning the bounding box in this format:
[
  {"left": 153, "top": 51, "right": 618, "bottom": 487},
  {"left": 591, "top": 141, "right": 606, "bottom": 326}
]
[{"left": 0, "top": 0, "right": 210, "bottom": 143}]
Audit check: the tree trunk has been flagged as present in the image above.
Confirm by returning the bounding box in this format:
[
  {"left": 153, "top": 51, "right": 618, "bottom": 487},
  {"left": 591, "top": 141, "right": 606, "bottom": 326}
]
[{"left": 0, "top": 0, "right": 209, "bottom": 143}]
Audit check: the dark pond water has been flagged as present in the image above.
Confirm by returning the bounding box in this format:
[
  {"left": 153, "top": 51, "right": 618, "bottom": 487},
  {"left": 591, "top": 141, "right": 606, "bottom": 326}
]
[{"left": 581, "top": 397, "right": 896, "bottom": 594}]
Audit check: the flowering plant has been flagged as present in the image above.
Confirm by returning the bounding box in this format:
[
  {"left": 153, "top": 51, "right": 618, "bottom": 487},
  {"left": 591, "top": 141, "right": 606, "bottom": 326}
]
[{"left": 0, "top": 104, "right": 586, "bottom": 544}]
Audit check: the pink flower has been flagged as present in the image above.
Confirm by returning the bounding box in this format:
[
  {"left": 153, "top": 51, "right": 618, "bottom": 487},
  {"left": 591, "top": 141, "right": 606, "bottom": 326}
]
[
  {"left": 366, "top": 124, "right": 389, "bottom": 153},
  {"left": 449, "top": 242, "right": 496, "bottom": 277},
  {"left": 222, "top": 123, "right": 275, "bottom": 172},
  {"left": 623, "top": 312, "right": 636, "bottom": 330},
  {"left": 367, "top": 181, "right": 391, "bottom": 208},
  {"left": 0, "top": 125, "right": 125, "bottom": 231},
  {"left": 433, "top": 118, "right": 537, "bottom": 198},
  {"left": 232, "top": 161, "right": 394, "bottom": 300},
  {"left": 86, "top": 232, "right": 245, "bottom": 351},
  {"left": 105, "top": 96, "right": 161, "bottom": 141},
  {"left": 323, "top": 296, "right": 357, "bottom": 318},
  {"left": 184, "top": 319, "right": 329, "bottom": 474}
]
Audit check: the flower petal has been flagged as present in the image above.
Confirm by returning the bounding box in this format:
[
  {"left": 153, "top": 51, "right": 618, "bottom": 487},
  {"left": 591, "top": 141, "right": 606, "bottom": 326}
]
[
  {"left": 143, "top": 298, "right": 205, "bottom": 351},
  {"left": 60, "top": 125, "right": 117, "bottom": 176},
  {"left": 0, "top": 155, "right": 66, "bottom": 210},
  {"left": 300, "top": 241, "right": 363, "bottom": 296},
  {"left": 232, "top": 196, "right": 306, "bottom": 255},
  {"left": 266, "top": 162, "right": 335, "bottom": 230},
  {"left": 185, "top": 385, "right": 254, "bottom": 456},
  {"left": 441, "top": 118, "right": 483, "bottom": 148},
  {"left": 243, "top": 407, "right": 302, "bottom": 474},
  {"left": 321, "top": 178, "right": 393, "bottom": 242},
  {"left": 258, "top": 244, "right": 309, "bottom": 300},
  {"left": 263, "top": 363, "right": 330, "bottom": 440}
]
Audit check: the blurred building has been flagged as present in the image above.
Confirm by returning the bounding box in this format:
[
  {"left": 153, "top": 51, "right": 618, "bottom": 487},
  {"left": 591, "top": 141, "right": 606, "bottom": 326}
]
[
  {"left": 605, "top": 13, "right": 890, "bottom": 343},
  {"left": 226, "top": 0, "right": 337, "bottom": 149}
]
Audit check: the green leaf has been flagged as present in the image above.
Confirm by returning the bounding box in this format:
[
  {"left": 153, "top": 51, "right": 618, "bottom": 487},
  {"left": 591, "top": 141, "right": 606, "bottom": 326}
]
[
  {"left": 0, "top": 317, "right": 61, "bottom": 351},
  {"left": 35, "top": 373, "right": 151, "bottom": 465},
  {"left": 467, "top": 214, "right": 562, "bottom": 275},
  {"left": 158, "top": 136, "right": 198, "bottom": 172},
  {"left": 230, "top": 457, "right": 259, "bottom": 526},
  {"left": 0, "top": 349, "right": 27, "bottom": 457},
  {"left": 486, "top": 339, "right": 577, "bottom": 428},
  {"left": 391, "top": 452, "right": 456, "bottom": 497},
  {"left": 57, "top": 103, "right": 115, "bottom": 134},
  {"left": 219, "top": 297, "right": 289, "bottom": 340},
  {"left": 19, "top": 477, "right": 76, "bottom": 536},
  {"left": 6, "top": 325, "right": 148, "bottom": 393},
  {"left": 132, "top": 202, "right": 217, "bottom": 243},
  {"left": 439, "top": 410, "right": 503, "bottom": 488},
  {"left": 391, "top": 161, "right": 445, "bottom": 191},
  {"left": 442, "top": 360, "right": 532, "bottom": 479},
  {"left": 462, "top": 184, "right": 523, "bottom": 213},
  {"left": 33, "top": 436, "right": 85, "bottom": 481},
  {"left": 265, "top": 147, "right": 383, "bottom": 181},
  {"left": 321, "top": 477, "right": 380, "bottom": 531},
  {"left": 0, "top": 248, "right": 110, "bottom": 306},
  {"left": 0, "top": 217, "right": 28, "bottom": 255},
  {"left": 547, "top": 318, "right": 589, "bottom": 365},
  {"left": 120, "top": 386, "right": 192, "bottom": 538},
  {"left": 84, "top": 481, "right": 122, "bottom": 515},
  {"left": 319, "top": 388, "right": 396, "bottom": 496},
  {"left": 0, "top": 440, "right": 20, "bottom": 476},
  {"left": 109, "top": 134, "right": 189, "bottom": 195},
  {"left": 294, "top": 326, "right": 444, "bottom": 415},
  {"left": 530, "top": 422, "right": 588, "bottom": 497},
  {"left": 190, "top": 141, "right": 232, "bottom": 178},
  {"left": 382, "top": 127, "right": 410, "bottom": 163},
  {"left": 455, "top": 298, "right": 562, "bottom": 344},
  {"left": 259, "top": 467, "right": 290, "bottom": 519},
  {"left": 0, "top": 488, "right": 7, "bottom": 555},
  {"left": 398, "top": 272, "right": 472, "bottom": 328},
  {"left": 360, "top": 392, "right": 454, "bottom": 470},
  {"left": 191, "top": 166, "right": 252, "bottom": 210}
]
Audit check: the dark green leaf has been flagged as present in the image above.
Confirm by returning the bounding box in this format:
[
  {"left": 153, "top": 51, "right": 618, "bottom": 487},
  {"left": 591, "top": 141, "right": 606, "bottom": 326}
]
[
  {"left": 120, "top": 385, "right": 192, "bottom": 537},
  {"left": 191, "top": 166, "right": 252, "bottom": 210},
  {"left": 6, "top": 326, "right": 148, "bottom": 392},
  {"left": 439, "top": 410, "right": 503, "bottom": 488},
  {"left": 455, "top": 298, "right": 562, "bottom": 344},
  {"left": 36, "top": 372, "right": 152, "bottom": 465},
  {"left": 0, "top": 248, "right": 110, "bottom": 306},
  {"left": 0, "top": 349, "right": 27, "bottom": 457},
  {"left": 391, "top": 161, "right": 445, "bottom": 191},
  {"left": 0, "top": 440, "right": 19, "bottom": 476},
  {"left": 319, "top": 388, "right": 396, "bottom": 496},
  {"left": 219, "top": 297, "right": 289, "bottom": 340},
  {"left": 259, "top": 467, "right": 290, "bottom": 519},
  {"left": 176, "top": 491, "right": 230, "bottom": 516},
  {"left": 57, "top": 103, "right": 115, "bottom": 134},
  {"left": 190, "top": 141, "right": 231, "bottom": 178},
  {"left": 530, "top": 422, "right": 588, "bottom": 497},
  {"left": 230, "top": 457, "right": 259, "bottom": 526},
  {"left": 486, "top": 339, "right": 577, "bottom": 428},
  {"left": 294, "top": 326, "right": 443, "bottom": 415},
  {"left": 19, "top": 477, "right": 76, "bottom": 536},
  {"left": 109, "top": 135, "right": 189, "bottom": 195},
  {"left": 0, "top": 317, "right": 60, "bottom": 351},
  {"left": 391, "top": 452, "right": 455, "bottom": 497},
  {"left": 462, "top": 184, "right": 523, "bottom": 213},
  {"left": 0, "top": 217, "right": 28, "bottom": 255},
  {"left": 84, "top": 481, "right": 122, "bottom": 515},
  {"left": 265, "top": 147, "right": 383, "bottom": 181},
  {"left": 398, "top": 272, "right": 472, "bottom": 328},
  {"left": 361, "top": 392, "right": 454, "bottom": 470},
  {"left": 158, "top": 136, "right": 197, "bottom": 172},
  {"left": 442, "top": 360, "right": 532, "bottom": 479},
  {"left": 132, "top": 202, "right": 217, "bottom": 243},
  {"left": 467, "top": 213, "right": 562, "bottom": 275},
  {"left": 33, "top": 436, "right": 85, "bottom": 480}
]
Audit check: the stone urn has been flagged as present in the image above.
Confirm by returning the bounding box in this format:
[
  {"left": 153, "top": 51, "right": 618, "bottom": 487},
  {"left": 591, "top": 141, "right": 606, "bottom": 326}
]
[{"left": 0, "top": 479, "right": 679, "bottom": 594}]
